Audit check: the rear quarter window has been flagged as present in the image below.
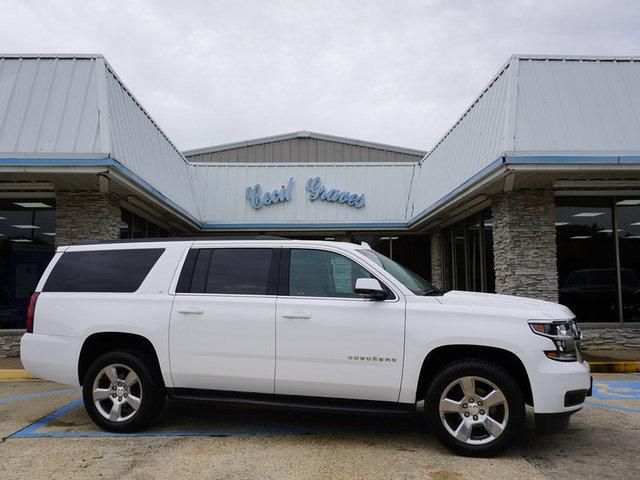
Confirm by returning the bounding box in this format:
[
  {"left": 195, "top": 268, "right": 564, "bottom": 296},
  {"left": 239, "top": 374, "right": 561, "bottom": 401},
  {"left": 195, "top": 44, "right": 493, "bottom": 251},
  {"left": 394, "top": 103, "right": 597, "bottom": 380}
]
[{"left": 43, "top": 248, "right": 165, "bottom": 293}]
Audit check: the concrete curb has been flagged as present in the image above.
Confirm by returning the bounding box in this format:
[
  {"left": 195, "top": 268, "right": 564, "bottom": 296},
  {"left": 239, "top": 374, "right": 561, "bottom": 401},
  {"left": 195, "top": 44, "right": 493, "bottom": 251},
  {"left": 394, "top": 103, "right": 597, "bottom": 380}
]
[
  {"left": 0, "top": 369, "right": 36, "bottom": 381},
  {"left": 588, "top": 361, "right": 640, "bottom": 373}
]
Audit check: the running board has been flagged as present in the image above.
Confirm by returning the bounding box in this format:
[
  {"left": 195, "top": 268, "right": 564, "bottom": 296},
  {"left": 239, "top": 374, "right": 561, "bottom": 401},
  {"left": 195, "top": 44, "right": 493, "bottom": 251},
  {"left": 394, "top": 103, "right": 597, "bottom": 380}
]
[{"left": 167, "top": 388, "right": 416, "bottom": 416}]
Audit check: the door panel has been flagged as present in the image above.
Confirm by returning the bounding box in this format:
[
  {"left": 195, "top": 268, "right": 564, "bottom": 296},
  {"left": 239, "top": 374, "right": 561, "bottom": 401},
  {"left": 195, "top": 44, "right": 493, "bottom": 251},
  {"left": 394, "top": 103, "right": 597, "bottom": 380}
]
[
  {"left": 276, "top": 297, "right": 405, "bottom": 401},
  {"left": 170, "top": 294, "right": 275, "bottom": 392},
  {"left": 169, "top": 247, "right": 277, "bottom": 393},
  {"left": 275, "top": 248, "right": 405, "bottom": 402}
]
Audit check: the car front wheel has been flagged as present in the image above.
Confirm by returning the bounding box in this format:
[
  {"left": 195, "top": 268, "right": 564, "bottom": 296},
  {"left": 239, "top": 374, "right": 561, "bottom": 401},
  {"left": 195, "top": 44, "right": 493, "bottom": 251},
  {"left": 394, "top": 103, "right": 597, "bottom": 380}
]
[
  {"left": 82, "top": 351, "right": 165, "bottom": 432},
  {"left": 424, "top": 360, "right": 525, "bottom": 457}
]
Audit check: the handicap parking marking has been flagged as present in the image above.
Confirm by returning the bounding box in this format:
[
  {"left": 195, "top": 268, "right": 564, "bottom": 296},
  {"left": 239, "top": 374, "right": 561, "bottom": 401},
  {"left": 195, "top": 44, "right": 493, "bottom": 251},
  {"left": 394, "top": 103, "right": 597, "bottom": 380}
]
[
  {"left": 9, "top": 399, "right": 411, "bottom": 439},
  {"left": 592, "top": 381, "right": 640, "bottom": 400}
]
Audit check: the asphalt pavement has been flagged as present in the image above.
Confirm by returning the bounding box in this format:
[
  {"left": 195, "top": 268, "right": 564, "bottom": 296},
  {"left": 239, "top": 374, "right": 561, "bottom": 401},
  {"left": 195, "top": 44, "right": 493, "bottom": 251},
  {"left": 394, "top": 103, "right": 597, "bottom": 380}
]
[{"left": 1, "top": 373, "right": 639, "bottom": 480}]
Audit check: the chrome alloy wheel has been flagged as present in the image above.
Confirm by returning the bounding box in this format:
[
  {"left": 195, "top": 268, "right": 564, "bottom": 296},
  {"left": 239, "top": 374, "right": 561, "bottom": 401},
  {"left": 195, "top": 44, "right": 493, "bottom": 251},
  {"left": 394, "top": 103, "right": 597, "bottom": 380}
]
[
  {"left": 438, "top": 376, "right": 509, "bottom": 445},
  {"left": 92, "top": 363, "right": 143, "bottom": 422}
]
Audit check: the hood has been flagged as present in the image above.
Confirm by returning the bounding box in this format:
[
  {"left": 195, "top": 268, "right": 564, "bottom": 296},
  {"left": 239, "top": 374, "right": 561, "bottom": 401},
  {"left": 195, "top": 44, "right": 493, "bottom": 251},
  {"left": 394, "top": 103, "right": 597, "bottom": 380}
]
[{"left": 435, "top": 290, "right": 575, "bottom": 319}]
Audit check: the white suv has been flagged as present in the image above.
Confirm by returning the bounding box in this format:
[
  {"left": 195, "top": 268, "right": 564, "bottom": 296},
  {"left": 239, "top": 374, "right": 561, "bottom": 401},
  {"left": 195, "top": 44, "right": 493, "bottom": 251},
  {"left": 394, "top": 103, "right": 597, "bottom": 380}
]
[{"left": 21, "top": 238, "right": 591, "bottom": 456}]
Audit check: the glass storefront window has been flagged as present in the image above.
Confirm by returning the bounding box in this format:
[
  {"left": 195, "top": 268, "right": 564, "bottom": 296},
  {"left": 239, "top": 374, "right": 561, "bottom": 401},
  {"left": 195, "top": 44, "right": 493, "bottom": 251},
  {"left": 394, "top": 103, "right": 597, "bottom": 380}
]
[
  {"left": 0, "top": 199, "right": 56, "bottom": 329},
  {"left": 467, "top": 217, "right": 482, "bottom": 292},
  {"left": 350, "top": 234, "right": 430, "bottom": 281},
  {"left": 119, "top": 209, "right": 169, "bottom": 240},
  {"left": 482, "top": 209, "right": 495, "bottom": 293},
  {"left": 614, "top": 197, "right": 640, "bottom": 322},
  {"left": 441, "top": 227, "right": 453, "bottom": 291},
  {"left": 556, "top": 197, "right": 621, "bottom": 323},
  {"left": 439, "top": 207, "right": 495, "bottom": 294},
  {"left": 454, "top": 222, "right": 466, "bottom": 290}
]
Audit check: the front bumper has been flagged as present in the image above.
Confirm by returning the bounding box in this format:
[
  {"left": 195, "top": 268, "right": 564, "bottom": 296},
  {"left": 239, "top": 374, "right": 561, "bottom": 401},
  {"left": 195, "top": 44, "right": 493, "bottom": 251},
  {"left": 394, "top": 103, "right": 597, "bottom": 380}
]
[{"left": 528, "top": 356, "right": 591, "bottom": 414}]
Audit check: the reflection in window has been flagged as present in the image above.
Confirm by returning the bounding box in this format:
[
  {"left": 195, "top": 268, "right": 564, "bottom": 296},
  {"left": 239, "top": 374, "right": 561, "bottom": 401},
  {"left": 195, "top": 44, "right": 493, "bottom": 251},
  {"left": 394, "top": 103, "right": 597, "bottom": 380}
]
[
  {"left": 119, "top": 208, "right": 169, "bottom": 239},
  {"left": 0, "top": 199, "right": 56, "bottom": 329},
  {"left": 439, "top": 208, "right": 495, "bottom": 294},
  {"left": 556, "top": 197, "right": 618, "bottom": 322},
  {"left": 350, "top": 235, "right": 430, "bottom": 281},
  {"left": 614, "top": 198, "right": 640, "bottom": 322}
]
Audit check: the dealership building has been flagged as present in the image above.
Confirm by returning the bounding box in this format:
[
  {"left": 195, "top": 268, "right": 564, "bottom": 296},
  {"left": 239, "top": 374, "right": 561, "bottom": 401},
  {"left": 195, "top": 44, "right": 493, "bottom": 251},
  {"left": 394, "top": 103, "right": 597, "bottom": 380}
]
[{"left": 1, "top": 54, "right": 639, "bottom": 352}]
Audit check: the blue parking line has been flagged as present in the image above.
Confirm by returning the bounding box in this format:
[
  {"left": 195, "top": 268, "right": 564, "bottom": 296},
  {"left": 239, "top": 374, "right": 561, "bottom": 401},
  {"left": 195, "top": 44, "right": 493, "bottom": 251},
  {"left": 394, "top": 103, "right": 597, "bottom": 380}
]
[
  {"left": 11, "top": 399, "right": 84, "bottom": 438},
  {"left": 10, "top": 399, "right": 407, "bottom": 439},
  {"left": 0, "top": 388, "right": 80, "bottom": 405}
]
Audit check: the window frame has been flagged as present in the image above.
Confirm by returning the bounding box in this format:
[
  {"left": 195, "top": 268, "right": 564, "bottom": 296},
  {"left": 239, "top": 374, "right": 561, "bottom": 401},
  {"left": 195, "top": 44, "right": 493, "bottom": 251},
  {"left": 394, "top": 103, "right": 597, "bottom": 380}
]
[
  {"left": 279, "top": 247, "right": 397, "bottom": 301},
  {"left": 175, "top": 247, "right": 280, "bottom": 297}
]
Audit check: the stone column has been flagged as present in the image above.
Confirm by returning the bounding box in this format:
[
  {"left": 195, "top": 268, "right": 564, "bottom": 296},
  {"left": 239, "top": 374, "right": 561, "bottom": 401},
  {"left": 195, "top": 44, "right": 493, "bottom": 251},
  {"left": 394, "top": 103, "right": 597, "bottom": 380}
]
[
  {"left": 56, "top": 191, "right": 121, "bottom": 245},
  {"left": 492, "top": 190, "right": 558, "bottom": 302},
  {"left": 430, "top": 231, "right": 443, "bottom": 289}
]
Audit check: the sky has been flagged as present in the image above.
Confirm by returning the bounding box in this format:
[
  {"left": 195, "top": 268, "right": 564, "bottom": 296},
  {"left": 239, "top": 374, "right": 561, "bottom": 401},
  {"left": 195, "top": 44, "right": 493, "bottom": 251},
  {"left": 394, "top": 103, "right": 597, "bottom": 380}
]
[{"left": 2, "top": 0, "right": 639, "bottom": 152}]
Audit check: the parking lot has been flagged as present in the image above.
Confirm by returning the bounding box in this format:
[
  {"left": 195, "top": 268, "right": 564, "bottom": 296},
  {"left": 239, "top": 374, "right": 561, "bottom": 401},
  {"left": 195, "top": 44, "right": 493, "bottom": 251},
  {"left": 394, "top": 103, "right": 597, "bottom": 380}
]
[{"left": 0, "top": 373, "right": 639, "bottom": 480}]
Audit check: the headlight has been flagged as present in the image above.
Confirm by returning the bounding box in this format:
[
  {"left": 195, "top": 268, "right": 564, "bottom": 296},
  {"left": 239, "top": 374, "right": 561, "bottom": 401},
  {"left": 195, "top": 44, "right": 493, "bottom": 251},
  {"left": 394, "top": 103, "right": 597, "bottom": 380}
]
[{"left": 528, "top": 319, "right": 582, "bottom": 362}]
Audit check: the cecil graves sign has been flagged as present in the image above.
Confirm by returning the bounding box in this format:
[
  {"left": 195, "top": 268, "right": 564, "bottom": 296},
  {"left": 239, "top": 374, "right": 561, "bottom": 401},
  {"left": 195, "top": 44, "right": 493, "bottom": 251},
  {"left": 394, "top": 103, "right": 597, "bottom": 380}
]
[{"left": 245, "top": 177, "right": 365, "bottom": 209}]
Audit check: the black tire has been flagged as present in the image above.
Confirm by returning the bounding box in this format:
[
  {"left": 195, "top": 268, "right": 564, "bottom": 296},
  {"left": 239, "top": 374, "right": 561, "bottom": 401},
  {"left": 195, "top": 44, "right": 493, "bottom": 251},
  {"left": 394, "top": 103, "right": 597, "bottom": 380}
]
[
  {"left": 82, "top": 350, "right": 165, "bottom": 432},
  {"left": 424, "top": 359, "right": 525, "bottom": 457}
]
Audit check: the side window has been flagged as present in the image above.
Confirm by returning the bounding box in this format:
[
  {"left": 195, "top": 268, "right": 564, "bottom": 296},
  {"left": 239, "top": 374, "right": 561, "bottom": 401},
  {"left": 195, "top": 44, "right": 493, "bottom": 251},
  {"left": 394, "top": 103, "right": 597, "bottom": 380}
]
[
  {"left": 289, "top": 249, "right": 374, "bottom": 298},
  {"left": 43, "top": 249, "right": 164, "bottom": 293},
  {"left": 177, "top": 248, "right": 274, "bottom": 295}
]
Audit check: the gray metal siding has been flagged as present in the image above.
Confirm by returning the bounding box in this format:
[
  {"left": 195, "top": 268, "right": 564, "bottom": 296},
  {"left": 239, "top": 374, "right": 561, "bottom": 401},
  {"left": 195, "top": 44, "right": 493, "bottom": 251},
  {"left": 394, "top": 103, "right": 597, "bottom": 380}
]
[
  {"left": 0, "top": 57, "right": 102, "bottom": 154},
  {"left": 408, "top": 59, "right": 512, "bottom": 217},
  {"left": 193, "top": 162, "right": 415, "bottom": 226},
  {"left": 105, "top": 65, "right": 199, "bottom": 218},
  {"left": 514, "top": 58, "right": 640, "bottom": 153},
  {"left": 185, "top": 136, "right": 423, "bottom": 163}
]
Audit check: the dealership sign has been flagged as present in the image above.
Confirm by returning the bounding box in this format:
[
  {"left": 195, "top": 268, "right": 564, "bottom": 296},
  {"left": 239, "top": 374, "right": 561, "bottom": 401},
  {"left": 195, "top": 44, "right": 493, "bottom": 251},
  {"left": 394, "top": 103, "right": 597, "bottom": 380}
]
[{"left": 245, "top": 177, "right": 365, "bottom": 209}]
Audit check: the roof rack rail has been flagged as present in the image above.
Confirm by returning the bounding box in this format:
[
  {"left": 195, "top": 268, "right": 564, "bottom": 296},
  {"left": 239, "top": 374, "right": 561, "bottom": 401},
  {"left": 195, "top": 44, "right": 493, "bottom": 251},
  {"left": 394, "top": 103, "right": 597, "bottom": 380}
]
[{"left": 76, "top": 235, "right": 289, "bottom": 245}]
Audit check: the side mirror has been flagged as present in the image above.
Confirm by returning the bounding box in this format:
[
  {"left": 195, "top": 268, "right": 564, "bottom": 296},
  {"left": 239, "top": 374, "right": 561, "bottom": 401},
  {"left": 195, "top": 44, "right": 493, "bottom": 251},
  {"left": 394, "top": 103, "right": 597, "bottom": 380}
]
[{"left": 354, "top": 278, "right": 388, "bottom": 300}]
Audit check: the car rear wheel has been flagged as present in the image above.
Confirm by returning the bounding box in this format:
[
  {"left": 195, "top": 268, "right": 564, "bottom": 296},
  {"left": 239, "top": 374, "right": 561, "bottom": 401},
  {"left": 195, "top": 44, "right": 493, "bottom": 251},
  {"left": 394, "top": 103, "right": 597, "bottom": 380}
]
[
  {"left": 424, "top": 360, "right": 525, "bottom": 457},
  {"left": 82, "top": 351, "right": 165, "bottom": 432}
]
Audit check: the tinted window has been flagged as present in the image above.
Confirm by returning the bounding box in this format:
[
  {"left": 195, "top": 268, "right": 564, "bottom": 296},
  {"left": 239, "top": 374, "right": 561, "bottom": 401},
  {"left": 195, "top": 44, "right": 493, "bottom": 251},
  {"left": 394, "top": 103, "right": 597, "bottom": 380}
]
[
  {"left": 179, "top": 248, "right": 273, "bottom": 295},
  {"left": 289, "top": 249, "right": 373, "bottom": 298},
  {"left": 44, "top": 249, "right": 164, "bottom": 293}
]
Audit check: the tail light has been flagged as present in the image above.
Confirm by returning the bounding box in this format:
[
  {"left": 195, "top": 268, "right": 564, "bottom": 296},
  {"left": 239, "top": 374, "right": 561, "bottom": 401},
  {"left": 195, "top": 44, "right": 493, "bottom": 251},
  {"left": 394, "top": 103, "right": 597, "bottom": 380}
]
[{"left": 26, "top": 292, "right": 40, "bottom": 333}]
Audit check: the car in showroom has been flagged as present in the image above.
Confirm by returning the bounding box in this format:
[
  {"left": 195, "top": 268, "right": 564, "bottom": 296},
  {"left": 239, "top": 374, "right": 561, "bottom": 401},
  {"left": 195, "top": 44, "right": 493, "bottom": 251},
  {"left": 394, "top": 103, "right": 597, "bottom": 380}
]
[{"left": 21, "top": 238, "right": 591, "bottom": 456}]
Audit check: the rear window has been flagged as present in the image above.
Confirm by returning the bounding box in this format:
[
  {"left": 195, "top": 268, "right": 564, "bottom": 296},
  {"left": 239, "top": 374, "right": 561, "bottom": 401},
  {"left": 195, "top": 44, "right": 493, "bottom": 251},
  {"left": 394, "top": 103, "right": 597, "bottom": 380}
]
[{"left": 43, "top": 249, "right": 164, "bottom": 293}]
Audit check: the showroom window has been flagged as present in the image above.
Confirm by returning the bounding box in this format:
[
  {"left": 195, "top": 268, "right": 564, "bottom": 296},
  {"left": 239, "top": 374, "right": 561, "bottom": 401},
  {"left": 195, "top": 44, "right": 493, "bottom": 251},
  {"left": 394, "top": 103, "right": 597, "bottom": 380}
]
[
  {"left": 556, "top": 196, "right": 640, "bottom": 323},
  {"left": 0, "top": 199, "right": 56, "bottom": 329},
  {"left": 350, "top": 234, "right": 430, "bottom": 281},
  {"left": 439, "top": 208, "right": 495, "bottom": 293},
  {"left": 119, "top": 209, "right": 169, "bottom": 239}
]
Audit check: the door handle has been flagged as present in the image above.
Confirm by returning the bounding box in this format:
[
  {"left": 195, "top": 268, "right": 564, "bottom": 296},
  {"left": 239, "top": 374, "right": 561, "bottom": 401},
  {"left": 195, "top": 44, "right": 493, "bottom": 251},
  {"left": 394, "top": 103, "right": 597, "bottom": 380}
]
[
  {"left": 177, "top": 307, "right": 204, "bottom": 315},
  {"left": 282, "top": 312, "right": 312, "bottom": 319}
]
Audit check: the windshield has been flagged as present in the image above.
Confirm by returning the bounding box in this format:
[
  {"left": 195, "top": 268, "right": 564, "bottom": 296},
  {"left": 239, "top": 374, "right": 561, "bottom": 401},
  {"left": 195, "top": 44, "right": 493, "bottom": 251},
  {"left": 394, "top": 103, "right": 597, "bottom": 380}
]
[{"left": 357, "top": 249, "right": 438, "bottom": 295}]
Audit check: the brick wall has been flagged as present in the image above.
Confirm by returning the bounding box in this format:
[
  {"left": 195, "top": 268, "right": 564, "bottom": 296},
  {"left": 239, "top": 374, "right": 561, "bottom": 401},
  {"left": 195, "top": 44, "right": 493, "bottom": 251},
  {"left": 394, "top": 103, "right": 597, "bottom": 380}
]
[
  {"left": 56, "top": 191, "right": 121, "bottom": 245},
  {"left": 430, "top": 231, "right": 443, "bottom": 289},
  {"left": 0, "top": 333, "right": 21, "bottom": 358},
  {"left": 581, "top": 328, "right": 640, "bottom": 351},
  {"left": 492, "top": 190, "right": 558, "bottom": 302}
]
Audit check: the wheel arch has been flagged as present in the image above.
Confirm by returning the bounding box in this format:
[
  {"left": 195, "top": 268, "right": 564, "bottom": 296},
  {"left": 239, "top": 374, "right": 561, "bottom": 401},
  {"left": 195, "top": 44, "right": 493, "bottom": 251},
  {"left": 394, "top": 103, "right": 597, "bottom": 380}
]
[
  {"left": 415, "top": 344, "right": 533, "bottom": 405},
  {"left": 78, "top": 332, "right": 163, "bottom": 386}
]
